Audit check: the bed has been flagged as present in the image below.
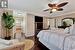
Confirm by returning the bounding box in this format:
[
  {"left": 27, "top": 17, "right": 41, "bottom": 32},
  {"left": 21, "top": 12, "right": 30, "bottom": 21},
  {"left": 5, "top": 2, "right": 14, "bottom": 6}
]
[{"left": 37, "top": 24, "right": 75, "bottom": 50}]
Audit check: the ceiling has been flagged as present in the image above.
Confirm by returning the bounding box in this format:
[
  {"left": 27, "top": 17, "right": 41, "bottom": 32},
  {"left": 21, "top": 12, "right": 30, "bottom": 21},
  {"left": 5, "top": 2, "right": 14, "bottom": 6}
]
[{"left": 8, "top": 0, "right": 75, "bottom": 17}]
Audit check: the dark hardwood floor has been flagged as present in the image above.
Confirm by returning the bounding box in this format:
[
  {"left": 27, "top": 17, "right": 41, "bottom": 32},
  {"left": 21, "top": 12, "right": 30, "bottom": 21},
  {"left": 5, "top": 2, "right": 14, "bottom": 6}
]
[{"left": 26, "top": 36, "right": 49, "bottom": 50}]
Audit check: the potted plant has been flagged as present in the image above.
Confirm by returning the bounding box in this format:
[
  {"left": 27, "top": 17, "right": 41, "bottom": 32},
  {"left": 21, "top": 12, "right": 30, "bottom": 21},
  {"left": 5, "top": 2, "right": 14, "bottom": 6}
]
[{"left": 2, "top": 12, "right": 15, "bottom": 40}]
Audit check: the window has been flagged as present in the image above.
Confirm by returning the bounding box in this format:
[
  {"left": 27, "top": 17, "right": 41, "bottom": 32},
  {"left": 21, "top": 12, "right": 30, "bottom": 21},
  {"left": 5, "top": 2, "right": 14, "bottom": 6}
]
[{"left": 0, "top": 0, "right": 8, "bottom": 8}]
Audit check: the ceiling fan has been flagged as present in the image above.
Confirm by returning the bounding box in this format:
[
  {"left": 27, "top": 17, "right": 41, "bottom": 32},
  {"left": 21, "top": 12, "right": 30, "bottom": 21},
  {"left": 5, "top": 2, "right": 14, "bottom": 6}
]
[{"left": 44, "top": 2, "right": 68, "bottom": 13}]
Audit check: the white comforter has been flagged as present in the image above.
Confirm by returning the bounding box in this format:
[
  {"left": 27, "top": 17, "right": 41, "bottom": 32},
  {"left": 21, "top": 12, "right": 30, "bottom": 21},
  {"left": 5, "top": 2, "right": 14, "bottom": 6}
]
[
  {"left": 0, "top": 44, "right": 9, "bottom": 50},
  {"left": 0, "top": 39, "right": 19, "bottom": 50},
  {"left": 37, "top": 30, "right": 75, "bottom": 50}
]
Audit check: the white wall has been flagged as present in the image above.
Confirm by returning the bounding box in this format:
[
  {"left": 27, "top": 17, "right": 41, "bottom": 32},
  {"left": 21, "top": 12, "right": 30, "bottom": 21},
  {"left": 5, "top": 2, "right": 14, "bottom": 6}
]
[
  {"left": 25, "top": 14, "right": 35, "bottom": 37},
  {"left": 56, "top": 18, "right": 62, "bottom": 27},
  {"left": 43, "top": 17, "right": 48, "bottom": 29},
  {"left": 49, "top": 19, "right": 55, "bottom": 28},
  {"left": 0, "top": 9, "right": 2, "bottom": 38}
]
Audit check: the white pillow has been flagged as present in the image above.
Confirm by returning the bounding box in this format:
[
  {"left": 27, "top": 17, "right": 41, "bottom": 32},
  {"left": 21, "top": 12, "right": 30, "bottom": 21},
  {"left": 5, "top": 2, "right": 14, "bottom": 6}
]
[
  {"left": 64, "top": 27, "right": 70, "bottom": 34},
  {"left": 70, "top": 24, "right": 75, "bottom": 34}
]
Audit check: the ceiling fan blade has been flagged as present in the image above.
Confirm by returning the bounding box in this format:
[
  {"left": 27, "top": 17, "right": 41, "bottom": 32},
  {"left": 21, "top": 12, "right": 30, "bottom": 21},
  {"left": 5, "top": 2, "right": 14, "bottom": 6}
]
[
  {"left": 43, "top": 9, "right": 50, "bottom": 11},
  {"left": 57, "top": 2, "right": 68, "bottom": 7},
  {"left": 48, "top": 4, "right": 54, "bottom": 7},
  {"left": 57, "top": 8, "right": 63, "bottom": 11}
]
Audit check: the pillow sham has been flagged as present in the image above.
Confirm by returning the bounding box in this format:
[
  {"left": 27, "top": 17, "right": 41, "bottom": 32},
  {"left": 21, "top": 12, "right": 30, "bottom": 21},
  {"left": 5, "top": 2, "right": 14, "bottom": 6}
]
[{"left": 64, "top": 27, "right": 70, "bottom": 34}]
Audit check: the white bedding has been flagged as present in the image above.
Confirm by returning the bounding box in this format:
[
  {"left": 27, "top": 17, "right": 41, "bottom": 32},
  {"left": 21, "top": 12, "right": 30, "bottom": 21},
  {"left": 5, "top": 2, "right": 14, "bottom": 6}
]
[
  {"left": 37, "top": 30, "right": 75, "bottom": 50},
  {"left": 0, "top": 39, "right": 19, "bottom": 50},
  {"left": 64, "top": 35, "right": 75, "bottom": 50},
  {"left": 0, "top": 40, "right": 25, "bottom": 50},
  {"left": 0, "top": 44, "right": 9, "bottom": 50}
]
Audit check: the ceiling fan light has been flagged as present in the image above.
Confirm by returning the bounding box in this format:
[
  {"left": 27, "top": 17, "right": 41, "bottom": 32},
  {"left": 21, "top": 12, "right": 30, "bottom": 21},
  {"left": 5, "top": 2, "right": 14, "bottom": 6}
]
[{"left": 52, "top": 9, "right": 57, "bottom": 12}]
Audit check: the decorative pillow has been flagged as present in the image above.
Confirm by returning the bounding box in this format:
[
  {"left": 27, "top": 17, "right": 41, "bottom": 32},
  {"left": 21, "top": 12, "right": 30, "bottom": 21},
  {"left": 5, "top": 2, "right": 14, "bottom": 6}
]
[
  {"left": 64, "top": 27, "right": 70, "bottom": 34},
  {"left": 70, "top": 24, "right": 75, "bottom": 34}
]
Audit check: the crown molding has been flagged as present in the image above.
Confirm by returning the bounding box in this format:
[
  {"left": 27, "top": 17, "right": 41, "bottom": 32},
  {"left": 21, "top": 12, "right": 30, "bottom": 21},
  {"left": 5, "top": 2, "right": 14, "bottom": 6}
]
[{"left": 51, "top": 11, "right": 75, "bottom": 18}]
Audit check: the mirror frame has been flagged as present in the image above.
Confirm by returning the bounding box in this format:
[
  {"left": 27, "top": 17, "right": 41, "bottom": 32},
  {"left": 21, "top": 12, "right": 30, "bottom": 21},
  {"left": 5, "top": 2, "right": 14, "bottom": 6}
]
[{"left": 62, "top": 18, "right": 75, "bottom": 26}]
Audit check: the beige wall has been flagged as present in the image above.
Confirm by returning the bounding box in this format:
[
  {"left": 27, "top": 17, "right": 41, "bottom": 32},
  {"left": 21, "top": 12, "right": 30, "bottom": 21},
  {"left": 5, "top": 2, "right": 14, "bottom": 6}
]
[
  {"left": 0, "top": 9, "right": 75, "bottom": 38},
  {"left": 0, "top": 9, "right": 13, "bottom": 38},
  {"left": 13, "top": 10, "right": 27, "bottom": 38},
  {"left": 0, "top": 9, "right": 3, "bottom": 38},
  {"left": 43, "top": 17, "right": 49, "bottom": 29},
  {"left": 49, "top": 19, "right": 55, "bottom": 28},
  {"left": 49, "top": 13, "right": 75, "bottom": 28},
  {"left": 25, "top": 14, "right": 35, "bottom": 37},
  {"left": 55, "top": 18, "right": 62, "bottom": 28},
  {"left": 10, "top": 11, "right": 35, "bottom": 37}
]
